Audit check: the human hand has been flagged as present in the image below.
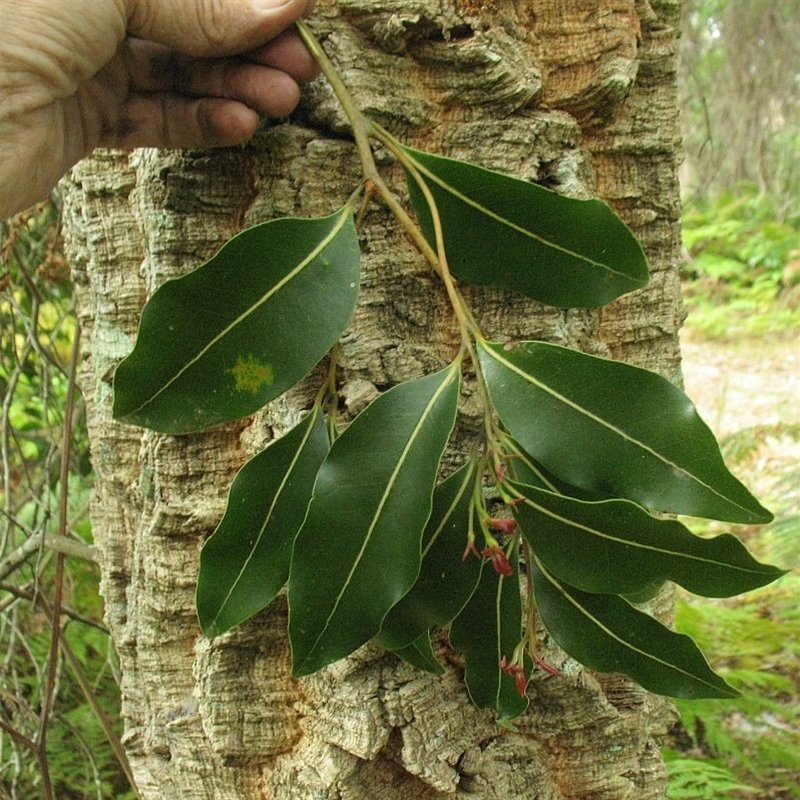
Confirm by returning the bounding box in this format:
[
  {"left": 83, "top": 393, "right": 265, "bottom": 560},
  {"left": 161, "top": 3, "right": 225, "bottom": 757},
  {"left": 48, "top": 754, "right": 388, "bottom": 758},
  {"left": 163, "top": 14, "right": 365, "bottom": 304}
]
[{"left": 0, "top": 0, "right": 318, "bottom": 218}]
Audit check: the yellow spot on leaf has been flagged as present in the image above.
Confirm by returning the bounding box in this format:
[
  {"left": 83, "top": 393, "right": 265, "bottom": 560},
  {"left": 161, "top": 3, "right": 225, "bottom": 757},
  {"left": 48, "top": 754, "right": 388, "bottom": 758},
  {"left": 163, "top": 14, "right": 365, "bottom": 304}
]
[{"left": 230, "top": 355, "right": 274, "bottom": 394}]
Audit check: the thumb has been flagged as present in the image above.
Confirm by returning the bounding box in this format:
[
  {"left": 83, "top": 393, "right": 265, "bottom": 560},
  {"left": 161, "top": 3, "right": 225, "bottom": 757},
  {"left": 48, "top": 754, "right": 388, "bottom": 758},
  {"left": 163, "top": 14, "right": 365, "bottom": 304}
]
[{"left": 127, "top": 0, "right": 314, "bottom": 57}]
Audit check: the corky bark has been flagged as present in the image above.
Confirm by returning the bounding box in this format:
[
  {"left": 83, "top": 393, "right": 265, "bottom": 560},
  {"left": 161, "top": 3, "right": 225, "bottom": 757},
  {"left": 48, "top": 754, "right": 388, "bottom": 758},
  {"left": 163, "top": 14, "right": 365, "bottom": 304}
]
[{"left": 62, "top": 1, "right": 682, "bottom": 797}]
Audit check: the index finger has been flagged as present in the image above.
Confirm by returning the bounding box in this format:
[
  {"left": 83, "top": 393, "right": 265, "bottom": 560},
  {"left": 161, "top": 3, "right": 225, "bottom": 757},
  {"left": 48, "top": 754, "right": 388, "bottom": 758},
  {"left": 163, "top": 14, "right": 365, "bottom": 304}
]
[{"left": 126, "top": 0, "right": 315, "bottom": 57}]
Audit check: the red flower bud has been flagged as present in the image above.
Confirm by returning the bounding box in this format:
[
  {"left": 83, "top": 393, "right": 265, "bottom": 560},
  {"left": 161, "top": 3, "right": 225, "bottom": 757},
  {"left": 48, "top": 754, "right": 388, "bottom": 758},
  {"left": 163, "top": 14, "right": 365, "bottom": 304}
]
[
  {"left": 481, "top": 546, "right": 514, "bottom": 576},
  {"left": 500, "top": 656, "right": 528, "bottom": 697},
  {"left": 486, "top": 517, "right": 517, "bottom": 534},
  {"left": 461, "top": 539, "right": 481, "bottom": 562},
  {"left": 533, "top": 653, "right": 565, "bottom": 679}
]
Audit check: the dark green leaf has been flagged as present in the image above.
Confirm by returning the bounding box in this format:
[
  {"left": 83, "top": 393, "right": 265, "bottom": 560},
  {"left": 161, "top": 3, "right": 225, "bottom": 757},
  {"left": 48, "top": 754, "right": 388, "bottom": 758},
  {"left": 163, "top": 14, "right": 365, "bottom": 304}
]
[
  {"left": 506, "top": 442, "right": 610, "bottom": 501},
  {"left": 622, "top": 580, "right": 669, "bottom": 605},
  {"left": 531, "top": 557, "right": 739, "bottom": 699},
  {"left": 515, "top": 486, "right": 784, "bottom": 597},
  {"left": 401, "top": 146, "right": 648, "bottom": 308},
  {"left": 114, "top": 207, "right": 360, "bottom": 433},
  {"left": 478, "top": 339, "right": 772, "bottom": 524},
  {"left": 196, "top": 406, "right": 329, "bottom": 638},
  {"left": 449, "top": 542, "right": 529, "bottom": 723},
  {"left": 288, "top": 363, "right": 461, "bottom": 676},
  {"left": 391, "top": 632, "right": 444, "bottom": 675},
  {"left": 377, "top": 462, "right": 483, "bottom": 651}
]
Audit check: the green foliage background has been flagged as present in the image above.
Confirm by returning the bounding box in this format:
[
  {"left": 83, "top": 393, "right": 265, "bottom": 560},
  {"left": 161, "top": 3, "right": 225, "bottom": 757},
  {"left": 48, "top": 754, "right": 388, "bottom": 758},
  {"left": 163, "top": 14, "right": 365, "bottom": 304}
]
[
  {"left": 665, "top": 459, "right": 800, "bottom": 799},
  {"left": 668, "top": 4, "right": 800, "bottom": 795},
  {"left": 681, "top": 186, "right": 800, "bottom": 339},
  {"left": 0, "top": 203, "right": 135, "bottom": 799}
]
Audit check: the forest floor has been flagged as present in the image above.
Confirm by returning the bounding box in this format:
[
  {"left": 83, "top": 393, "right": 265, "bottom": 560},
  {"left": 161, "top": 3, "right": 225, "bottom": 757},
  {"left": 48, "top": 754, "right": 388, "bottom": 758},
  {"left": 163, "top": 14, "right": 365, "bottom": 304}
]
[
  {"left": 680, "top": 328, "right": 799, "bottom": 440},
  {"left": 680, "top": 326, "right": 799, "bottom": 515},
  {"left": 671, "top": 321, "right": 799, "bottom": 799}
]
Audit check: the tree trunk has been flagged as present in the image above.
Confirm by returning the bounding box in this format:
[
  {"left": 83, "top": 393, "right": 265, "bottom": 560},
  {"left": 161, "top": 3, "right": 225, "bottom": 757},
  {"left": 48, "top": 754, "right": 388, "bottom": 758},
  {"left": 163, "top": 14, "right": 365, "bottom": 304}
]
[{"left": 62, "top": 1, "right": 683, "bottom": 797}]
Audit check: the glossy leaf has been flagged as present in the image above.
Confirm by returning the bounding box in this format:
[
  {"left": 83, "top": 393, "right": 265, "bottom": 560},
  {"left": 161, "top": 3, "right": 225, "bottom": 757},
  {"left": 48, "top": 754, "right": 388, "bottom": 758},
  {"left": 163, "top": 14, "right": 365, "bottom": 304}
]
[
  {"left": 478, "top": 339, "right": 772, "bottom": 524},
  {"left": 392, "top": 632, "right": 444, "bottom": 675},
  {"left": 377, "top": 462, "right": 483, "bottom": 651},
  {"left": 449, "top": 542, "right": 529, "bottom": 723},
  {"left": 531, "top": 557, "right": 739, "bottom": 699},
  {"left": 401, "top": 145, "right": 648, "bottom": 308},
  {"left": 114, "top": 207, "right": 360, "bottom": 433},
  {"left": 506, "top": 442, "right": 611, "bottom": 502},
  {"left": 288, "top": 363, "right": 461, "bottom": 676},
  {"left": 515, "top": 486, "right": 784, "bottom": 597},
  {"left": 196, "top": 406, "right": 329, "bottom": 638}
]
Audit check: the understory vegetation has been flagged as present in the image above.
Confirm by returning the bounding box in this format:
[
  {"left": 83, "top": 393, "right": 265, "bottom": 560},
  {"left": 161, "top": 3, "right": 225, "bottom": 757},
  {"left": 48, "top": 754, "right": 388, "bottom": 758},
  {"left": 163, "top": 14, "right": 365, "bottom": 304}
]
[
  {"left": 0, "top": 202, "right": 135, "bottom": 798},
  {"left": 664, "top": 434, "right": 800, "bottom": 799},
  {"left": 667, "top": 3, "right": 800, "bottom": 787},
  {"left": 680, "top": 186, "right": 800, "bottom": 339},
  {"left": 663, "top": 195, "right": 800, "bottom": 798}
]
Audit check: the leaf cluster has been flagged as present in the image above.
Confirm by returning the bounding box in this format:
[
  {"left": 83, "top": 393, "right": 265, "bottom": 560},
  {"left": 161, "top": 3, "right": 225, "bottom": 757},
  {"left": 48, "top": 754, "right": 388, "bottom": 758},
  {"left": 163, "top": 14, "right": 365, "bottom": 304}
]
[{"left": 110, "top": 22, "right": 781, "bottom": 723}]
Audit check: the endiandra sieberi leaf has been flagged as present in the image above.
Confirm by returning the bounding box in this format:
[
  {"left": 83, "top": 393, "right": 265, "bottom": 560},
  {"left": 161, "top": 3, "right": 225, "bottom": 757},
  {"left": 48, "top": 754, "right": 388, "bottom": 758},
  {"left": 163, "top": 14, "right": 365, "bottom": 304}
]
[
  {"left": 477, "top": 339, "right": 772, "bottom": 524},
  {"left": 377, "top": 462, "right": 483, "bottom": 651},
  {"left": 515, "top": 485, "right": 784, "bottom": 598},
  {"left": 449, "top": 542, "right": 529, "bottom": 724},
  {"left": 505, "top": 440, "right": 611, "bottom": 502},
  {"left": 401, "top": 145, "right": 648, "bottom": 308},
  {"left": 196, "top": 406, "right": 329, "bottom": 638},
  {"left": 392, "top": 632, "right": 445, "bottom": 675},
  {"left": 531, "top": 557, "right": 739, "bottom": 699},
  {"left": 288, "top": 362, "right": 461, "bottom": 677},
  {"left": 113, "top": 206, "right": 360, "bottom": 434}
]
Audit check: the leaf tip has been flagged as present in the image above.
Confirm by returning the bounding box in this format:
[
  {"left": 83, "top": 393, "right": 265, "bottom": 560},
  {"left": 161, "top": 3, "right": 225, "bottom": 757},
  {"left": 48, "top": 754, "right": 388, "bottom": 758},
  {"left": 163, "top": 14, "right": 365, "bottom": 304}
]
[{"left": 496, "top": 715, "right": 521, "bottom": 731}]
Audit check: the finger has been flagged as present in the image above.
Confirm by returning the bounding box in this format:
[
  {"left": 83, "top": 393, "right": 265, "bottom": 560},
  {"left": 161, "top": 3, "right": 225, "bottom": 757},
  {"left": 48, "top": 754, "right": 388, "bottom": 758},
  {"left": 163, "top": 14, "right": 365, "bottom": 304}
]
[
  {"left": 249, "top": 29, "right": 320, "bottom": 83},
  {"left": 171, "top": 63, "right": 304, "bottom": 117},
  {"left": 96, "top": 89, "right": 297, "bottom": 151},
  {"left": 127, "top": 0, "right": 315, "bottom": 58},
  {"left": 124, "top": 33, "right": 318, "bottom": 98}
]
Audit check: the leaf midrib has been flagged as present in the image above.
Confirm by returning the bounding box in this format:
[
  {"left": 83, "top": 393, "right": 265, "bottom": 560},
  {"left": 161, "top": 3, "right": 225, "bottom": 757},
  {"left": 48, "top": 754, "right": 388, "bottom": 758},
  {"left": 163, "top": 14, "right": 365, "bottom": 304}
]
[
  {"left": 123, "top": 208, "right": 352, "bottom": 419},
  {"left": 300, "top": 366, "right": 458, "bottom": 666},
  {"left": 208, "top": 407, "right": 322, "bottom": 632},
  {"left": 481, "top": 343, "right": 755, "bottom": 518},
  {"left": 493, "top": 570, "right": 507, "bottom": 708},
  {"left": 405, "top": 149, "right": 643, "bottom": 284},
  {"left": 421, "top": 462, "right": 475, "bottom": 560},
  {"left": 533, "top": 556, "right": 736, "bottom": 695},
  {"left": 521, "top": 494, "right": 770, "bottom": 578}
]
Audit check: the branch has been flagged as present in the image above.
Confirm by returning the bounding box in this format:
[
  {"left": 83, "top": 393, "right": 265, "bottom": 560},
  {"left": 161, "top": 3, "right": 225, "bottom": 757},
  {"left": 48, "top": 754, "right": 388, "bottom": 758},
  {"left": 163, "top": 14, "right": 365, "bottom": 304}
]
[{"left": 0, "top": 531, "right": 97, "bottom": 583}]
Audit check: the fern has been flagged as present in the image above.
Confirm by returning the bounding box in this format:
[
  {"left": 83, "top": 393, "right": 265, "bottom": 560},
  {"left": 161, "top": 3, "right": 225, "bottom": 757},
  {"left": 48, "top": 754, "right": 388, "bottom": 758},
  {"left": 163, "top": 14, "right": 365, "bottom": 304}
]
[
  {"left": 670, "top": 451, "right": 800, "bottom": 799},
  {"left": 664, "top": 754, "right": 759, "bottom": 800},
  {"left": 671, "top": 578, "right": 800, "bottom": 797}
]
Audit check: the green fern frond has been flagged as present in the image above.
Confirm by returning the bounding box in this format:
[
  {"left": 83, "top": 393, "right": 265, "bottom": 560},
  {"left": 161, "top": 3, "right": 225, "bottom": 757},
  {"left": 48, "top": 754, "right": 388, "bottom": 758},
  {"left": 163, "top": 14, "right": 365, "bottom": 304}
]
[{"left": 665, "top": 754, "right": 759, "bottom": 799}]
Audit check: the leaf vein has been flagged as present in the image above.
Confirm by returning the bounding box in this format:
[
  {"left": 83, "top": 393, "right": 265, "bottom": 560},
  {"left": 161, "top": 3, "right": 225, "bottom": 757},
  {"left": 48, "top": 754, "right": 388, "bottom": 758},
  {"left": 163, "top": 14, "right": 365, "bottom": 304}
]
[
  {"left": 534, "top": 556, "right": 729, "bottom": 693},
  {"left": 124, "top": 208, "right": 351, "bottom": 418},
  {"left": 409, "top": 157, "right": 637, "bottom": 282},
  {"left": 523, "top": 496, "right": 767, "bottom": 576},
  {"left": 209, "top": 407, "right": 321, "bottom": 631},
  {"left": 302, "top": 365, "right": 458, "bottom": 664},
  {"left": 484, "top": 345, "right": 755, "bottom": 517}
]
